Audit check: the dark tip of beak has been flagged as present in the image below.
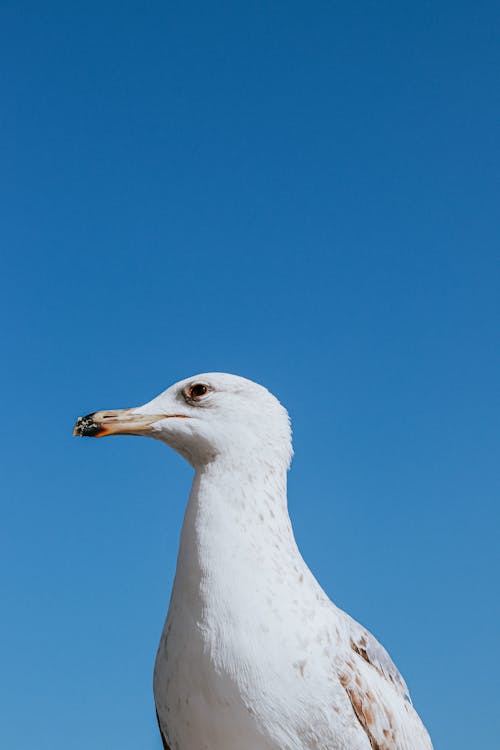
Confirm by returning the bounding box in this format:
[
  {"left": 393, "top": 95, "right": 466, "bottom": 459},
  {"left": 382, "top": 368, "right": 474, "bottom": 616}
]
[{"left": 73, "top": 413, "right": 103, "bottom": 437}]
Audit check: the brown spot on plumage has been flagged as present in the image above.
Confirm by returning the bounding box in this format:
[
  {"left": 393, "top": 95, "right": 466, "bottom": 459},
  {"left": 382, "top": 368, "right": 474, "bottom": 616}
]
[
  {"left": 294, "top": 659, "right": 307, "bottom": 677},
  {"left": 351, "top": 636, "right": 370, "bottom": 664},
  {"left": 364, "top": 705, "right": 375, "bottom": 725},
  {"left": 340, "top": 669, "right": 394, "bottom": 750}
]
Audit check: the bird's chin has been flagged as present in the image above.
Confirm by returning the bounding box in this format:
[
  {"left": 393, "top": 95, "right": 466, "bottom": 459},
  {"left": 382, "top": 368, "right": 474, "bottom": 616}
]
[{"left": 153, "top": 427, "right": 218, "bottom": 467}]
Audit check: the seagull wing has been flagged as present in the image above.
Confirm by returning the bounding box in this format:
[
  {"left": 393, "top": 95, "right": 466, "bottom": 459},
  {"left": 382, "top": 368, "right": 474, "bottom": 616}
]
[
  {"left": 338, "top": 615, "right": 433, "bottom": 750},
  {"left": 156, "top": 708, "right": 171, "bottom": 750}
]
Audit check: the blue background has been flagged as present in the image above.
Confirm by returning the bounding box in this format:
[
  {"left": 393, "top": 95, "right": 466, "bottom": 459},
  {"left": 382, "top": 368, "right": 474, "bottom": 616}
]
[{"left": 1, "top": 2, "right": 499, "bottom": 748}]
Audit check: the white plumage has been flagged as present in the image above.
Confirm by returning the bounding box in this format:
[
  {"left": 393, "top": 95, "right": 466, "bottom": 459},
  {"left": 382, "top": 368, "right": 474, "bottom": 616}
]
[{"left": 75, "top": 372, "right": 433, "bottom": 750}]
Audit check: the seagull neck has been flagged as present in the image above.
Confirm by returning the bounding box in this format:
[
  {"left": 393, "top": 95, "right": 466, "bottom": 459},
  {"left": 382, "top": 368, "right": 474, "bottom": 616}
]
[
  {"left": 193, "top": 454, "right": 289, "bottom": 517},
  {"left": 174, "top": 455, "right": 296, "bottom": 585}
]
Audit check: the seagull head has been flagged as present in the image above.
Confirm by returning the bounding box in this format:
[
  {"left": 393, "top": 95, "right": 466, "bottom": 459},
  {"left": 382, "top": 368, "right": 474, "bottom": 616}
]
[{"left": 73, "top": 372, "right": 292, "bottom": 469}]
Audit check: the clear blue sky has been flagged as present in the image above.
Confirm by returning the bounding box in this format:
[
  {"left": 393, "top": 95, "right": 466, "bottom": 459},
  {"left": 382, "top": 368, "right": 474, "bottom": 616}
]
[{"left": 1, "top": 2, "right": 498, "bottom": 748}]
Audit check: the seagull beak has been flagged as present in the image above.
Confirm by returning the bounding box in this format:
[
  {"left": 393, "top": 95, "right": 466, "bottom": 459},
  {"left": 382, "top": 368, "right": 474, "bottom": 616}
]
[{"left": 72, "top": 409, "right": 174, "bottom": 438}]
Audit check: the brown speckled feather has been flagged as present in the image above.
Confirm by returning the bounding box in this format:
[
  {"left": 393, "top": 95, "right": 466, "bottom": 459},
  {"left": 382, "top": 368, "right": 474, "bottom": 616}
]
[{"left": 338, "top": 626, "right": 432, "bottom": 750}]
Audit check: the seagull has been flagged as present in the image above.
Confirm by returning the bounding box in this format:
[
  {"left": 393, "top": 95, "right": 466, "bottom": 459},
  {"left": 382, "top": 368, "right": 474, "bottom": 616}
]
[{"left": 73, "top": 372, "right": 433, "bottom": 750}]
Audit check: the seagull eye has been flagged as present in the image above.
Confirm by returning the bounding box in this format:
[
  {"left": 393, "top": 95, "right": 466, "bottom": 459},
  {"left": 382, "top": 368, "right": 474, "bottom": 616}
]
[{"left": 187, "top": 383, "right": 210, "bottom": 401}]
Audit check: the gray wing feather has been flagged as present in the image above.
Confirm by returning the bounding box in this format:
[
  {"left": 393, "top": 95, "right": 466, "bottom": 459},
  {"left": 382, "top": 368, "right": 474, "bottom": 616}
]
[
  {"left": 345, "top": 613, "right": 410, "bottom": 699},
  {"left": 156, "top": 708, "right": 171, "bottom": 750}
]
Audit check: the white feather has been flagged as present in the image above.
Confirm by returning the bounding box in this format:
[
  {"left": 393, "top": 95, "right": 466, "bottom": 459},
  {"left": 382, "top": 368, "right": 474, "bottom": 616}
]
[{"left": 129, "top": 373, "right": 432, "bottom": 750}]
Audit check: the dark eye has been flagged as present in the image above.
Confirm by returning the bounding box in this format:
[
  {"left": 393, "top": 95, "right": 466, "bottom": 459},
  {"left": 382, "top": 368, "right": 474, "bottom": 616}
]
[{"left": 187, "top": 383, "right": 209, "bottom": 400}]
